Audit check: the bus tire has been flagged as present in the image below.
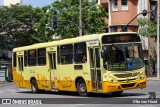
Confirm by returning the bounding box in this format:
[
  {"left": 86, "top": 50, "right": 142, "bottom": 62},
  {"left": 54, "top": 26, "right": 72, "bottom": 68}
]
[
  {"left": 112, "top": 91, "right": 123, "bottom": 96},
  {"left": 77, "top": 79, "right": 88, "bottom": 97},
  {"left": 31, "top": 79, "right": 39, "bottom": 93}
]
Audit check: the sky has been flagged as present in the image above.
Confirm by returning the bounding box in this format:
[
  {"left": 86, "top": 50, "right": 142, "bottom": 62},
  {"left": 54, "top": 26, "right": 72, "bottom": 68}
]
[
  {"left": 0, "top": 0, "right": 3, "bottom": 6},
  {"left": 22, "top": 0, "right": 54, "bottom": 7},
  {"left": 0, "top": 0, "right": 54, "bottom": 7}
]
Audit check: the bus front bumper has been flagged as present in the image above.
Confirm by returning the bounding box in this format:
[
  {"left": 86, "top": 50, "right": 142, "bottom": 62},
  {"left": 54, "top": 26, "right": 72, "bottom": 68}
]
[{"left": 103, "top": 77, "right": 146, "bottom": 93}]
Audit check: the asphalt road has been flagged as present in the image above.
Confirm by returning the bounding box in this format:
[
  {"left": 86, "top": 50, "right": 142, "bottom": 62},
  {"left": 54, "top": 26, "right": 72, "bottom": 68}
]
[{"left": 0, "top": 80, "right": 160, "bottom": 107}]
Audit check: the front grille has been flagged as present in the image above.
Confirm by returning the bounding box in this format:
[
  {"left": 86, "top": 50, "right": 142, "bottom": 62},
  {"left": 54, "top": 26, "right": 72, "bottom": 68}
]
[
  {"left": 114, "top": 72, "right": 139, "bottom": 78},
  {"left": 118, "top": 78, "right": 136, "bottom": 82},
  {"left": 121, "top": 83, "right": 135, "bottom": 88},
  {"left": 114, "top": 73, "right": 133, "bottom": 78}
]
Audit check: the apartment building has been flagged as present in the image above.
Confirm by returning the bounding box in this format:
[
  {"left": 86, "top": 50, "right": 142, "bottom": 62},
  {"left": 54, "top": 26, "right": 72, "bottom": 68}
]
[
  {"left": 101, "top": 0, "right": 157, "bottom": 49},
  {"left": 3, "top": 0, "right": 22, "bottom": 6}
]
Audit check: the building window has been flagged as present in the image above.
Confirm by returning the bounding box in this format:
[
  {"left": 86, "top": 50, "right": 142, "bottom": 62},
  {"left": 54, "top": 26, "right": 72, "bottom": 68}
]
[
  {"left": 74, "top": 42, "right": 87, "bottom": 63},
  {"left": 121, "top": 25, "right": 128, "bottom": 32},
  {"left": 60, "top": 44, "right": 73, "bottom": 64},
  {"left": 28, "top": 49, "right": 37, "bottom": 66},
  {"left": 112, "top": 26, "right": 118, "bottom": 32},
  {"left": 121, "top": 0, "right": 128, "bottom": 10},
  {"left": 150, "top": 1, "right": 157, "bottom": 21},
  {"left": 112, "top": 0, "right": 118, "bottom": 11},
  {"left": 37, "top": 48, "right": 46, "bottom": 66}
]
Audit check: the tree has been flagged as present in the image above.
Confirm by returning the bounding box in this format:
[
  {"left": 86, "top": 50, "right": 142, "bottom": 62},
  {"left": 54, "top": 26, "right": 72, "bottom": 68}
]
[
  {"left": 33, "top": 5, "right": 54, "bottom": 42},
  {"left": 35, "top": 0, "right": 108, "bottom": 39},
  {"left": 138, "top": 17, "right": 157, "bottom": 40},
  {"left": 0, "top": 4, "right": 44, "bottom": 49},
  {"left": 138, "top": 17, "right": 159, "bottom": 76}
]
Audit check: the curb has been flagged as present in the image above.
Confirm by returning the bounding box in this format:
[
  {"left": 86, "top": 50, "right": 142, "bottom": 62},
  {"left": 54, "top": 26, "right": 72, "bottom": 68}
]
[
  {"left": 147, "top": 78, "right": 160, "bottom": 81},
  {"left": 0, "top": 81, "right": 6, "bottom": 84}
]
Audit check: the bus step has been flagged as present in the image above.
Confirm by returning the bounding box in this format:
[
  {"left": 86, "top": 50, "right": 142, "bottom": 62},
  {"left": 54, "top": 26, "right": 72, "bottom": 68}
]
[{"left": 51, "top": 88, "right": 58, "bottom": 92}]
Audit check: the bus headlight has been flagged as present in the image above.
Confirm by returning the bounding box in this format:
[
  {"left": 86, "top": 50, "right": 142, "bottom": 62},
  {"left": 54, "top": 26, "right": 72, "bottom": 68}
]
[
  {"left": 139, "top": 76, "right": 144, "bottom": 80},
  {"left": 104, "top": 75, "right": 116, "bottom": 83},
  {"left": 138, "top": 72, "right": 145, "bottom": 80}
]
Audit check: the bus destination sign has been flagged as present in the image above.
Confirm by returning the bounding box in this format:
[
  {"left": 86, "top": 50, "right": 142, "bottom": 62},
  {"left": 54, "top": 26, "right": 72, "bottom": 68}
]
[{"left": 102, "top": 34, "right": 141, "bottom": 44}]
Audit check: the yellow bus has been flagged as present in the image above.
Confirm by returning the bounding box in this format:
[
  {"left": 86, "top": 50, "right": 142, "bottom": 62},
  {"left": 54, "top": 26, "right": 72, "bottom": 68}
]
[{"left": 12, "top": 32, "right": 146, "bottom": 96}]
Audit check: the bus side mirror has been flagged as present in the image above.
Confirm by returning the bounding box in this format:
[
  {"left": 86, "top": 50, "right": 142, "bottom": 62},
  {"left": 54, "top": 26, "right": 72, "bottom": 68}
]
[
  {"left": 101, "top": 50, "right": 104, "bottom": 58},
  {"left": 101, "top": 46, "right": 105, "bottom": 58}
]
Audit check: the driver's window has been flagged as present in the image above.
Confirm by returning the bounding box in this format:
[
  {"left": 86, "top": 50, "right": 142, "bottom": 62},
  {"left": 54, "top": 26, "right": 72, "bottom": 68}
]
[
  {"left": 133, "top": 45, "right": 139, "bottom": 58},
  {"left": 113, "top": 46, "right": 125, "bottom": 63}
]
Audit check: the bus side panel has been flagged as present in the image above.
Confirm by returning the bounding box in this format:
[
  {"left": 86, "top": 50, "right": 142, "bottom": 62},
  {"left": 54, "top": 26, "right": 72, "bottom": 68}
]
[
  {"left": 23, "top": 66, "right": 51, "bottom": 90},
  {"left": 56, "top": 63, "right": 92, "bottom": 92},
  {"left": 73, "top": 63, "right": 92, "bottom": 92},
  {"left": 57, "top": 64, "right": 76, "bottom": 91},
  {"left": 12, "top": 68, "right": 24, "bottom": 88}
]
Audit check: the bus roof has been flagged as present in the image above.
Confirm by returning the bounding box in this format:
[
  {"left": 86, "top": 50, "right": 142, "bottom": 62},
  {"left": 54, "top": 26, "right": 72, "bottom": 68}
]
[{"left": 13, "top": 32, "right": 138, "bottom": 52}]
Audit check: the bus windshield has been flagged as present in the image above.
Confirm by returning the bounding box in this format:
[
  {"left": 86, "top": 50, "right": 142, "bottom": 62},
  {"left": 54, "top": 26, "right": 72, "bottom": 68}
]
[{"left": 102, "top": 43, "right": 144, "bottom": 71}]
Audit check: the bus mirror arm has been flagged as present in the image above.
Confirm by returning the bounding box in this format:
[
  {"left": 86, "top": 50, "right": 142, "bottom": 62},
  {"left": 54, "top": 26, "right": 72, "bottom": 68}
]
[
  {"left": 101, "top": 50, "right": 104, "bottom": 58},
  {"left": 101, "top": 46, "right": 106, "bottom": 58}
]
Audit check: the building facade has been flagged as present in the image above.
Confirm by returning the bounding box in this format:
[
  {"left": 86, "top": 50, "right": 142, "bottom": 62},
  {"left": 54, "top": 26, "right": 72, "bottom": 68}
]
[
  {"left": 3, "top": 0, "right": 22, "bottom": 6},
  {"left": 101, "top": 0, "right": 157, "bottom": 32},
  {"left": 100, "top": 0, "right": 158, "bottom": 52}
]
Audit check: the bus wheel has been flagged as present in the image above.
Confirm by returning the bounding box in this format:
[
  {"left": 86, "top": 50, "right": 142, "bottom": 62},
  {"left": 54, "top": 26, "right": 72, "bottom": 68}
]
[
  {"left": 77, "top": 79, "right": 88, "bottom": 96},
  {"left": 31, "top": 79, "right": 39, "bottom": 93},
  {"left": 112, "top": 91, "right": 123, "bottom": 96}
]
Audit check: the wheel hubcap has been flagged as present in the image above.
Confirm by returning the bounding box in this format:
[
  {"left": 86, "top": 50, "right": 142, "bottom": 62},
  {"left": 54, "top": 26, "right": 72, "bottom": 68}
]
[
  {"left": 32, "top": 83, "right": 36, "bottom": 92},
  {"left": 79, "top": 83, "right": 86, "bottom": 92}
]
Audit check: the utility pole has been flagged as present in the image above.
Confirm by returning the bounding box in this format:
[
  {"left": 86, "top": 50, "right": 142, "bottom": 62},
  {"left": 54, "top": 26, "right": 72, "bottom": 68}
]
[
  {"left": 157, "top": 0, "right": 160, "bottom": 79},
  {"left": 79, "top": 0, "right": 82, "bottom": 36}
]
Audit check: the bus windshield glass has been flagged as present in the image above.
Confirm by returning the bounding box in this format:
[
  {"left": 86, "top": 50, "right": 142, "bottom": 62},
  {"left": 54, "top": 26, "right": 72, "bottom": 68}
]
[{"left": 102, "top": 34, "right": 144, "bottom": 71}]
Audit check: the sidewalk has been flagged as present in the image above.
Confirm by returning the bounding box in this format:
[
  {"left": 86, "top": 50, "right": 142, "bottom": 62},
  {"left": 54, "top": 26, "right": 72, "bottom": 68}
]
[
  {"left": 147, "top": 77, "right": 160, "bottom": 81},
  {"left": 0, "top": 81, "right": 6, "bottom": 84}
]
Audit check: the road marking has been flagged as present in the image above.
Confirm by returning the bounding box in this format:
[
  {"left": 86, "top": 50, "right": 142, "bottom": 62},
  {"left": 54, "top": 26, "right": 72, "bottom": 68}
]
[
  {"left": 139, "top": 105, "right": 158, "bottom": 107},
  {"left": 18, "top": 88, "right": 31, "bottom": 91},
  {"left": 6, "top": 89, "right": 17, "bottom": 92},
  {"left": 66, "top": 104, "right": 87, "bottom": 107},
  {"left": 0, "top": 89, "right": 17, "bottom": 93}
]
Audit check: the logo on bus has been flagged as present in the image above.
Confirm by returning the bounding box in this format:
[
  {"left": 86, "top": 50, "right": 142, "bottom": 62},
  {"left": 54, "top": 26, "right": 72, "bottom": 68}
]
[{"left": 87, "top": 41, "right": 99, "bottom": 46}]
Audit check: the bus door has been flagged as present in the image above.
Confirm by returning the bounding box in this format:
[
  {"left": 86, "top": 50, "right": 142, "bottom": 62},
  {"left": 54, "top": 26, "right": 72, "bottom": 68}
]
[
  {"left": 89, "top": 47, "right": 102, "bottom": 91},
  {"left": 48, "top": 52, "right": 58, "bottom": 89},
  {"left": 18, "top": 55, "right": 24, "bottom": 87}
]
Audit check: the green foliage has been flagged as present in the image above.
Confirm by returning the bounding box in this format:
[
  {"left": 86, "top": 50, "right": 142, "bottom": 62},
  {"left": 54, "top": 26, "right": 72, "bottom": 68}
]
[
  {"left": 0, "top": 0, "right": 108, "bottom": 49},
  {"left": 0, "top": 4, "right": 43, "bottom": 49},
  {"left": 138, "top": 17, "right": 157, "bottom": 38},
  {"left": 33, "top": 5, "right": 54, "bottom": 42},
  {"left": 35, "top": 0, "right": 108, "bottom": 39}
]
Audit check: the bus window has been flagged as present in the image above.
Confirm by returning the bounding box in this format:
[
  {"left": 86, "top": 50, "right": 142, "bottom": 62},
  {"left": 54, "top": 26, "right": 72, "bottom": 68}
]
[
  {"left": 37, "top": 48, "right": 46, "bottom": 66},
  {"left": 74, "top": 42, "right": 87, "bottom": 63},
  {"left": 13, "top": 52, "right": 17, "bottom": 67},
  {"left": 28, "top": 49, "right": 37, "bottom": 66},
  {"left": 18, "top": 57, "right": 23, "bottom": 71},
  {"left": 95, "top": 48, "right": 100, "bottom": 67},
  {"left": 24, "top": 51, "right": 28, "bottom": 67},
  {"left": 49, "top": 53, "right": 56, "bottom": 69},
  {"left": 57, "top": 46, "right": 60, "bottom": 64},
  {"left": 60, "top": 44, "right": 73, "bottom": 64}
]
